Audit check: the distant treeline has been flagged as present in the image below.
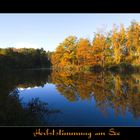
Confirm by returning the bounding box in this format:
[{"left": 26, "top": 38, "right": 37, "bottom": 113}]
[
  {"left": 0, "top": 48, "right": 52, "bottom": 69},
  {"left": 51, "top": 21, "right": 140, "bottom": 72}
]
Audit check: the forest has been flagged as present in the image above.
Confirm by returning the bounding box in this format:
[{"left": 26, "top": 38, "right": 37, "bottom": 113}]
[
  {"left": 0, "top": 48, "right": 51, "bottom": 69},
  {"left": 0, "top": 21, "right": 140, "bottom": 73},
  {"left": 51, "top": 21, "right": 140, "bottom": 73}
]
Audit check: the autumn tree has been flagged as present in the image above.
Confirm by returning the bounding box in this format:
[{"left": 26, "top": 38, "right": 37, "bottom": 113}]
[
  {"left": 51, "top": 36, "right": 78, "bottom": 69},
  {"left": 111, "top": 24, "right": 126, "bottom": 65},
  {"left": 76, "top": 38, "right": 91, "bottom": 67},
  {"left": 51, "top": 44, "right": 66, "bottom": 67},
  {"left": 126, "top": 21, "right": 140, "bottom": 65},
  {"left": 51, "top": 21, "right": 140, "bottom": 72},
  {"left": 92, "top": 33, "right": 109, "bottom": 67}
]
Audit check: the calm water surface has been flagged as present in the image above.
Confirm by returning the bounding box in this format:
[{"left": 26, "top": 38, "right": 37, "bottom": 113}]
[{"left": 1, "top": 69, "right": 140, "bottom": 126}]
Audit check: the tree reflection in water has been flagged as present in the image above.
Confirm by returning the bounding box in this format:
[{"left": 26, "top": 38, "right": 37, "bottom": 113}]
[
  {"left": 0, "top": 69, "right": 60, "bottom": 126},
  {"left": 51, "top": 70, "right": 140, "bottom": 119},
  {"left": 1, "top": 69, "right": 140, "bottom": 126}
]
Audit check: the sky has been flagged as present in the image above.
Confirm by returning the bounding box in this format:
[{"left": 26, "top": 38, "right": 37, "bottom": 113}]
[{"left": 0, "top": 14, "right": 140, "bottom": 52}]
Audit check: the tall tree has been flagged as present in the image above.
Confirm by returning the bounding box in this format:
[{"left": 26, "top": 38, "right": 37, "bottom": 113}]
[
  {"left": 126, "top": 21, "right": 140, "bottom": 65},
  {"left": 76, "top": 38, "right": 91, "bottom": 66},
  {"left": 92, "top": 33, "right": 109, "bottom": 67}
]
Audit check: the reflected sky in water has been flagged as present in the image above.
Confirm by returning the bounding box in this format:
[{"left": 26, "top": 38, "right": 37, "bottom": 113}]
[
  {"left": 18, "top": 81, "right": 140, "bottom": 126},
  {"left": 1, "top": 69, "right": 140, "bottom": 126}
]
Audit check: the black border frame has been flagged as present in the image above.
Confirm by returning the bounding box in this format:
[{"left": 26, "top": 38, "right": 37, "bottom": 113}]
[{"left": 0, "top": 0, "right": 140, "bottom": 139}]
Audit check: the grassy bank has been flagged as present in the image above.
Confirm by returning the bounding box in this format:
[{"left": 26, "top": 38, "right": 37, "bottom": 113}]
[
  {"left": 108, "top": 63, "right": 140, "bottom": 74},
  {"left": 52, "top": 63, "right": 140, "bottom": 74}
]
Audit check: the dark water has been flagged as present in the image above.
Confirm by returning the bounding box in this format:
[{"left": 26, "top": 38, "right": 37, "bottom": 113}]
[{"left": 1, "top": 69, "right": 140, "bottom": 126}]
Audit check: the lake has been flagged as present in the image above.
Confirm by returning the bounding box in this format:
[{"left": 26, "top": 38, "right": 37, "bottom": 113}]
[{"left": 0, "top": 69, "right": 140, "bottom": 126}]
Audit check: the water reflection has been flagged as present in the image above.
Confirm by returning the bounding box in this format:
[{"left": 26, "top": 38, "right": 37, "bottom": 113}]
[
  {"left": 0, "top": 69, "right": 140, "bottom": 126},
  {"left": 0, "top": 69, "right": 60, "bottom": 126},
  {"left": 51, "top": 71, "right": 140, "bottom": 120}
]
